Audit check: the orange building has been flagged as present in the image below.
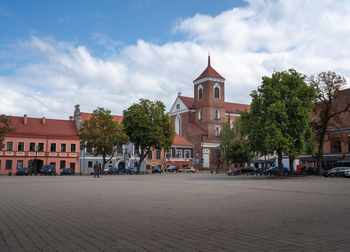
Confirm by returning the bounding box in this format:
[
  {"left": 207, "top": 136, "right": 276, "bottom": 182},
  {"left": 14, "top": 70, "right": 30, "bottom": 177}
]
[{"left": 0, "top": 115, "right": 80, "bottom": 175}]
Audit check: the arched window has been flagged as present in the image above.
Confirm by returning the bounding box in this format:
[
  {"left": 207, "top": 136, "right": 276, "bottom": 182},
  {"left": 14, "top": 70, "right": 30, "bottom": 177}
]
[
  {"left": 88, "top": 161, "right": 92, "bottom": 168},
  {"left": 215, "top": 109, "right": 220, "bottom": 119},
  {"left": 198, "top": 85, "right": 203, "bottom": 101},
  {"left": 198, "top": 110, "right": 202, "bottom": 120},
  {"left": 215, "top": 126, "right": 221, "bottom": 136},
  {"left": 214, "top": 84, "right": 220, "bottom": 99},
  {"left": 175, "top": 115, "right": 182, "bottom": 136}
]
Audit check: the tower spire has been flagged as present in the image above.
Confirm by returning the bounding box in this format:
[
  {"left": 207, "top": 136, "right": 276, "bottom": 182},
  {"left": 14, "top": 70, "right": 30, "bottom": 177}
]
[{"left": 208, "top": 52, "right": 211, "bottom": 66}]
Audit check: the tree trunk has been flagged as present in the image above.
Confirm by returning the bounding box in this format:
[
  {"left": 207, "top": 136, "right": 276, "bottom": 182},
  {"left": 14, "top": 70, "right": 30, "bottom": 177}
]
[
  {"left": 316, "top": 129, "right": 327, "bottom": 175},
  {"left": 278, "top": 150, "right": 283, "bottom": 176},
  {"left": 102, "top": 154, "right": 106, "bottom": 174}
]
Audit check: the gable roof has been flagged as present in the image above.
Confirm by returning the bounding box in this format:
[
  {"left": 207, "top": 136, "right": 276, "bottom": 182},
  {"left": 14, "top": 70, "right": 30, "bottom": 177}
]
[
  {"left": 80, "top": 112, "right": 123, "bottom": 124},
  {"left": 179, "top": 96, "right": 195, "bottom": 109},
  {"left": 190, "top": 122, "right": 207, "bottom": 134},
  {"left": 194, "top": 56, "right": 225, "bottom": 82},
  {"left": 6, "top": 116, "right": 79, "bottom": 138},
  {"left": 173, "top": 134, "right": 194, "bottom": 147}
]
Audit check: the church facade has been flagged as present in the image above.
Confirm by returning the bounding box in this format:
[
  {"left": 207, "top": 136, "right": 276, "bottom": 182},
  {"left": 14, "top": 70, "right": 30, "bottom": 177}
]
[{"left": 169, "top": 56, "right": 250, "bottom": 170}]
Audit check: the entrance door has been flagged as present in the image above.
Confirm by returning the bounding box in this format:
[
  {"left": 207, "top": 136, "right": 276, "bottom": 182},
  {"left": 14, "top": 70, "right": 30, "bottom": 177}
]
[
  {"left": 28, "top": 159, "right": 43, "bottom": 174},
  {"left": 202, "top": 149, "right": 210, "bottom": 168},
  {"left": 70, "top": 163, "right": 75, "bottom": 173}
]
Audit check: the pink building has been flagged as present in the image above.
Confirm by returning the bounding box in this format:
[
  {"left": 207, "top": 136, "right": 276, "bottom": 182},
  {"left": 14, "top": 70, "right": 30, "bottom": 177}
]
[{"left": 0, "top": 115, "right": 80, "bottom": 175}]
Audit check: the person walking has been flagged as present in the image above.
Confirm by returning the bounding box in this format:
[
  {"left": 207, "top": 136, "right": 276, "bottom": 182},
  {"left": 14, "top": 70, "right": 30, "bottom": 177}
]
[{"left": 94, "top": 161, "right": 100, "bottom": 178}]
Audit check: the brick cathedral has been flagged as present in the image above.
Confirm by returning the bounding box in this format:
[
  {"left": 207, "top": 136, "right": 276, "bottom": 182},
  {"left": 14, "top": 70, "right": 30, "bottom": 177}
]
[{"left": 169, "top": 56, "right": 250, "bottom": 170}]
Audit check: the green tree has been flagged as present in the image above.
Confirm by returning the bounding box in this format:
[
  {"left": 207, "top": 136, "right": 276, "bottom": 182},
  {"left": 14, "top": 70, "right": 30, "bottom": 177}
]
[
  {"left": 309, "top": 71, "right": 350, "bottom": 175},
  {"left": 220, "top": 122, "right": 253, "bottom": 168},
  {"left": 0, "top": 115, "right": 14, "bottom": 150},
  {"left": 122, "top": 99, "right": 174, "bottom": 173},
  {"left": 79, "top": 108, "right": 129, "bottom": 172},
  {"left": 240, "top": 69, "right": 316, "bottom": 176}
]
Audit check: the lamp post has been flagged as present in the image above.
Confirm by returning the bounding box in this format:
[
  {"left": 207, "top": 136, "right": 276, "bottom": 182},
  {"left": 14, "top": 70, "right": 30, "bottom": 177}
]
[{"left": 35, "top": 148, "right": 38, "bottom": 176}]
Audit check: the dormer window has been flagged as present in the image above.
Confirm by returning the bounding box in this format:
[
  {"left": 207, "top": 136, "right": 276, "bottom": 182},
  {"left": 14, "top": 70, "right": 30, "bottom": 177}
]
[
  {"left": 215, "top": 109, "right": 220, "bottom": 119},
  {"left": 176, "top": 104, "right": 180, "bottom": 110},
  {"left": 214, "top": 83, "right": 220, "bottom": 99},
  {"left": 198, "top": 85, "right": 203, "bottom": 101}
]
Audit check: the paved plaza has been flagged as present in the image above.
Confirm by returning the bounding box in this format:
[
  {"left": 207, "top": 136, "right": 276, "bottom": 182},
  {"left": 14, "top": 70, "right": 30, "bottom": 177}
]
[{"left": 0, "top": 173, "right": 349, "bottom": 251}]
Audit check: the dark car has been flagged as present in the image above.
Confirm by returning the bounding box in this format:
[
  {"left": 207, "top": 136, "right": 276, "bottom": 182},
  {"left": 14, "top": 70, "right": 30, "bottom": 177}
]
[
  {"left": 152, "top": 166, "right": 162, "bottom": 174},
  {"left": 125, "top": 166, "right": 138, "bottom": 174},
  {"left": 264, "top": 167, "right": 290, "bottom": 176},
  {"left": 16, "top": 167, "right": 30, "bottom": 176},
  {"left": 234, "top": 166, "right": 256, "bottom": 175},
  {"left": 41, "top": 165, "right": 56, "bottom": 175},
  {"left": 323, "top": 167, "right": 350, "bottom": 177},
  {"left": 165, "top": 165, "right": 177, "bottom": 172},
  {"left": 107, "top": 167, "right": 118, "bottom": 174},
  {"left": 60, "top": 168, "right": 74, "bottom": 175}
]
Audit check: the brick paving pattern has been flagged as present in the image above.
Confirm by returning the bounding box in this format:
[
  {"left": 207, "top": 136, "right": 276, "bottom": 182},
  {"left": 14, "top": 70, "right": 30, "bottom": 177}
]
[{"left": 0, "top": 173, "right": 349, "bottom": 251}]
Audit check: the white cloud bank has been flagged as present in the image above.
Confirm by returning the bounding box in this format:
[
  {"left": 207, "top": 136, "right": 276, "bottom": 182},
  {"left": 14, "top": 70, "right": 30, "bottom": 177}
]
[{"left": 1, "top": 0, "right": 350, "bottom": 119}]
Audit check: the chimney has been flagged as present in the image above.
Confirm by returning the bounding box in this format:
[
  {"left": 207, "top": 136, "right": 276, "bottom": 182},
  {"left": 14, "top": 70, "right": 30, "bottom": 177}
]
[
  {"left": 42, "top": 117, "right": 46, "bottom": 125},
  {"left": 69, "top": 116, "right": 73, "bottom": 120},
  {"left": 24, "top": 114, "right": 27, "bottom": 125}
]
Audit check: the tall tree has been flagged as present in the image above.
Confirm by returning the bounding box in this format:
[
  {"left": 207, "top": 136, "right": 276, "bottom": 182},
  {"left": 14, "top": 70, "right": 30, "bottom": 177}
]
[
  {"left": 309, "top": 71, "right": 350, "bottom": 175},
  {"left": 79, "top": 108, "right": 129, "bottom": 172},
  {"left": 0, "top": 115, "right": 14, "bottom": 150},
  {"left": 122, "top": 99, "right": 174, "bottom": 173},
  {"left": 240, "top": 69, "right": 316, "bottom": 175}
]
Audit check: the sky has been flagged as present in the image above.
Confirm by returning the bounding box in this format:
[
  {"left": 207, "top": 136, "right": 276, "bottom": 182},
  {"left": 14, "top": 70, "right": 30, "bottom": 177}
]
[{"left": 1, "top": 0, "right": 350, "bottom": 119}]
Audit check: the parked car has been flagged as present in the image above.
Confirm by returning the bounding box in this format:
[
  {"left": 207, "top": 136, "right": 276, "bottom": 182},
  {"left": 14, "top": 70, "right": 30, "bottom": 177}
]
[
  {"left": 60, "top": 168, "right": 74, "bottom": 175},
  {"left": 125, "top": 166, "right": 138, "bottom": 174},
  {"left": 181, "top": 166, "right": 196, "bottom": 173},
  {"left": 16, "top": 167, "right": 30, "bottom": 176},
  {"left": 40, "top": 165, "right": 56, "bottom": 175},
  {"left": 152, "top": 166, "right": 162, "bottom": 174},
  {"left": 323, "top": 167, "right": 350, "bottom": 177},
  {"left": 264, "top": 167, "right": 290, "bottom": 176},
  {"left": 165, "top": 165, "right": 177, "bottom": 172},
  {"left": 234, "top": 166, "right": 256, "bottom": 175},
  {"left": 344, "top": 169, "right": 350, "bottom": 178},
  {"left": 107, "top": 167, "right": 118, "bottom": 174}
]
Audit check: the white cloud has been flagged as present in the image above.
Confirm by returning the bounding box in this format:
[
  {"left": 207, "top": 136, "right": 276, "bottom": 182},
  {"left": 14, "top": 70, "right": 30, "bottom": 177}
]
[{"left": 1, "top": 0, "right": 350, "bottom": 119}]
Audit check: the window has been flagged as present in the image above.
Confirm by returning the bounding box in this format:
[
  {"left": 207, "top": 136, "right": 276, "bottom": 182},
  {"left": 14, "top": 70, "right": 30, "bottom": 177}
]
[
  {"left": 215, "top": 126, "right": 221, "bottom": 136},
  {"left": 156, "top": 150, "right": 161, "bottom": 160},
  {"left": 60, "top": 160, "right": 66, "bottom": 169},
  {"left": 6, "top": 142, "right": 13, "bottom": 151},
  {"left": 30, "top": 142, "right": 35, "bottom": 152},
  {"left": 331, "top": 139, "right": 341, "bottom": 154},
  {"left": 88, "top": 161, "right": 92, "bottom": 168},
  {"left": 5, "top": 160, "right": 12, "bottom": 170},
  {"left": 198, "top": 85, "right": 203, "bottom": 100},
  {"left": 50, "top": 143, "right": 56, "bottom": 152},
  {"left": 184, "top": 150, "right": 191, "bottom": 158},
  {"left": 116, "top": 145, "right": 122, "bottom": 153},
  {"left": 18, "top": 142, "right": 24, "bottom": 151},
  {"left": 198, "top": 110, "right": 202, "bottom": 120},
  {"left": 61, "top": 144, "right": 66, "bottom": 152},
  {"left": 148, "top": 151, "right": 152, "bottom": 160},
  {"left": 175, "top": 115, "right": 182, "bottom": 136},
  {"left": 176, "top": 149, "right": 182, "bottom": 158},
  {"left": 50, "top": 162, "right": 56, "bottom": 170},
  {"left": 86, "top": 146, "right": 92, "bottom": 154},
  {"left": 38, "top": 143, "right": 44, "bottom": 152},
  {"left": 214, "top": 84, "right": 220, "bottom": 99},
  {"left": 71, "top": 144, "right": 76, "bottom": 153},
  {"left": 17, "top": 160, "right": 23, "bottom": 169},
  {"left": 215, "top": 109, "right": 220, "bottom": 119},
  {"left": 176, "top": 104, "right": 180, "bottom": 110}
]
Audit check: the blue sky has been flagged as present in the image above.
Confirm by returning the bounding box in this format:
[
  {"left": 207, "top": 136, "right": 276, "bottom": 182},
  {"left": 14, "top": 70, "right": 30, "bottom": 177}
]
[{"left": 1, "top": 0, "right": 350, "bottom": 119}]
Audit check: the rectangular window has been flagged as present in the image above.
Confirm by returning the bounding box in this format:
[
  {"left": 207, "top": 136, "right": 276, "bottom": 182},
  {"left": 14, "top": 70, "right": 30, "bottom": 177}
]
[
  {"left": 50, "top": 143, "right": 56, "bottom": 152},
  {"left": 18, "top": 142, "right": 24, "bottom": 151},
  {"left": 38, "top": 143, "right": 44, "bottom": 152},
  {"left": 60, "top": 160, "right": 66, "bottom": 169},
  {"left": 61, "top": 144, "right": 66, "bottom": 152},
  {"left": 5, "top": 160, "right": 12, "bottom": 170},
  {"left": 331, "top": 139, "right": 341, "bottom": 154},
  {"left": 86, "top": 146, "right": 92, "bottom": 154},
  {"left": 176, "top": 149, "right": 182, "bottom": 158},
  {"left": 156, "top": 150, "right": 161, "bottom": 160},
  {"left": 71, "top": 144, "right": 76, "bottom": 153},
  {"left": 30, "top": 142, "right": 35, "bottom": 152},
  {"left": 17, "top": 160, "right": 23, "bottom": 169},
  {"left": 184, "top": 150, "right": 191, "bottom": 159},
  {"left": 148, "top": 151, "right": 152, "bottom": 160},
  {"left": 6, "top": 142, "right": 13, "bottom": 151}
]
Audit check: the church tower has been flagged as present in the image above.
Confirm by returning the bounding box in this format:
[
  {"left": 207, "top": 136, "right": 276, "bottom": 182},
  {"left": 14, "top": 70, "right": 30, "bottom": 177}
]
[{"left": 193, "top": 55, "right": 226, "bottom": 139}]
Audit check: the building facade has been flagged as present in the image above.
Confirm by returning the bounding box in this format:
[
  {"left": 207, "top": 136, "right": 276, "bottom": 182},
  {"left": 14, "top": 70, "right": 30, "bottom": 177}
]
[
  {"left": 169, "top": 56, "right": 250, "bottom": 170},
  {"left": 0, "top": 115, "right": 80, "bottom": 175}
]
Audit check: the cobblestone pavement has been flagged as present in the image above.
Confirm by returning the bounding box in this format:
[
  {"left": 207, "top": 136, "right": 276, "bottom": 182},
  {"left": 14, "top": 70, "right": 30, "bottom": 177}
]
[{"left": 0, "top": 173, "right": 349, "bottom": 251}]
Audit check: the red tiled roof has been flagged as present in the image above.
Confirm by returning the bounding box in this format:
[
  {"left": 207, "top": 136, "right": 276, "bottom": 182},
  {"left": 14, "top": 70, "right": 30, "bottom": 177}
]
[
  {"left": 81, "top": 112, "right": 123, "bottom": 124},
  {"left": 194, "top": 56, "right": 225, "bottom": 82},
  {"left": 6, "top": 116, "right": 79, "bottom": 138},
  {"left": 179, "top": 96, "right": 250, "bottom": 113},
  {"left": 173, "top": 134, "right": 194, "bottom": 147},
  {"left": 190, "top": 122, "right": 207, "bottom": 134}
]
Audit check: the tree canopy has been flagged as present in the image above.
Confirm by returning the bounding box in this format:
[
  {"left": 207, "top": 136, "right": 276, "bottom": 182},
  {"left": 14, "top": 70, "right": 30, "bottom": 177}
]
[
  {"left": 0, "top": 115, "right": 14, "bottom": 150},
  {"left": 240, "top": 69, "right": 316, "bottom": 175},
  {"left": 122, "top": 99, "right": 174, "bottom": 173},
  {"left": 79, "top": 107, "right": 129, "bottom": 171}
]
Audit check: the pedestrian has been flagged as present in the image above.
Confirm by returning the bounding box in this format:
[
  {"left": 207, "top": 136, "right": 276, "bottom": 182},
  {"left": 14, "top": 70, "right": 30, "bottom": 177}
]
[{"left": 94, "top": 161, "right": 100, "bottom": 178}]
